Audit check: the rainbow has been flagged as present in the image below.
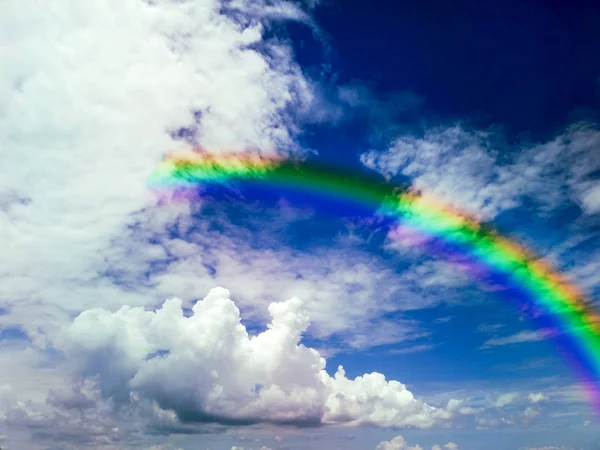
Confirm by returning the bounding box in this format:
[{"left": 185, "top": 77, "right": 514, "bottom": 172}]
[{"left": 148, "top": 150, "right": 600, "bottom": 414}]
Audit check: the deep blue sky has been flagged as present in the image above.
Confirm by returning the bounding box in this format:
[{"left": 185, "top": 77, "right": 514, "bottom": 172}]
[{"left": 288, "top": 0, "right": 600, "bottom": 144}]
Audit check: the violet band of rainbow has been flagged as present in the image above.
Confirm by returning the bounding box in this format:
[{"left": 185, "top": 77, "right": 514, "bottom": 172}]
[{"left": 148, "top": 151, "right": 600, "bottom": 413}]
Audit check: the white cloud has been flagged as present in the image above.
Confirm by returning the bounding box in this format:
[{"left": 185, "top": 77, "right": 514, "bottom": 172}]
[
  {"left": 59, "top": 287, "right": 457, "bottom": 429},
  {"left": 579, "top": 183, "right": 600, "bottom": 215},
  {"left": 361, "top": 123, "right": 600, "bottom": 219},
  {"left": 376, "top": 435, "right": 459, "bottom": 450},
  {"left": 493, "top": 392, "right": 520, "bottom": 408},
  {"left": 481, "top": 331, "right": 548, "bottom": 348},
  {"left": 231, "top": 447, "right": 272, "bottom": 450},
  {"left": 457, "top": 406, "right": 484, "bottom": 416},
  {"left": 0, "top": 0, "right": 317, "bottom": 344},
  {"left": 528, "top": 393, "right": 549, "bottom": 404},
  {"left": 376, "top": 435, "right": 422, "bottom": 450}
]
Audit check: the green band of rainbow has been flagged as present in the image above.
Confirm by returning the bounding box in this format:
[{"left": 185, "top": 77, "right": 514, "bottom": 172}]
[{"left": 148, "top": 151, "right": 600, "bottom": 413}]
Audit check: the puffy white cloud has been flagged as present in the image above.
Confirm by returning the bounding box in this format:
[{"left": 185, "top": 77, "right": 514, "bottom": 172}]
[
  {"left": 322, "top": 365, "right": 454, "bottom": 428},
  {"left": 528, "top": 393, "right": 549, "bottom": 404},
  {"left": 59, "top": 287, "right": 456, "bottom": 428},
  {"left": 376, "top": 435, "right": 423, "bottom": 450},
  {"left": 493, "top": 392, "right": 520, "bottom": 408},
  {"left": 376, "top": 435, "right": 459, "bottom": 450}
]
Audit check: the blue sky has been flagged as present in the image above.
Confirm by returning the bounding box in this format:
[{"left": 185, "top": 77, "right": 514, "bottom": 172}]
[{"left": 1, "top": 0, "right": 600, "bottom": 449}]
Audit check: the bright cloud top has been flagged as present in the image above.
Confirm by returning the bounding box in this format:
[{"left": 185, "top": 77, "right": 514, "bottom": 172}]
[
  {"left": 60, "top": 287, "right": 456, "bottom": 428},
  {"left": 376, "top": 434, "right": 459, "bottom": 450}
]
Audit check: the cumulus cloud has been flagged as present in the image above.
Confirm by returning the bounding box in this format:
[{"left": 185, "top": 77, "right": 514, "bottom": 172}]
[
  {"left": 375, "top": 435, "right": 459, "bottom": 450},
  {"left": 493, "top": 393, "right": 520, "bottom": 408},
  {"left": 528, "top": 393, "right": 549, "bottom": 404},
  {"left": 59, "top": 287, "right": 458, "bottom": 429}
]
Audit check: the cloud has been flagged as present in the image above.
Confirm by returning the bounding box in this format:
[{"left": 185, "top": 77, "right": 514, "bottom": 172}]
[
  {"left": 481, "top": 331, "right": 548, "bottom": 348},
  {"left": 387, "top": 344, "right": 438, "bottom": 355},
  {"left": 59, "top": 287, "right": 457, "bottom": 429},
  {"left": 475, "top": 416, "right": 515, "bottom": 430},
  {"left": 376, "top": 435, "right": 459, "bottom": 450},
  {"left": 528, "top": 393, "right": 549, "bottom": 404},
  {"left": 456, "top": 406, "right": 484, "bottom": 416},
  {"left": 145, "top": 230, "right": 423, "bottom": 346},
  {"left": 523, "top": 407, "right": 539, "bottom": 423},
  {"left": 361, "top": 123, "right": 600, "bottom": 219},
  {"left": 0, "top": 0, "right": 318, "bottom": 344},
  {"left": 96, "top": 195, "right": 466, "bottom": 353},
  {"left": 493, "top": 392, "right": 520, "bottom": 408}
]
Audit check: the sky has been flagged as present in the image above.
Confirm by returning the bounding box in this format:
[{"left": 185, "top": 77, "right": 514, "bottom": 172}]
[{"left": 1, "top": 0, "right": 600, "bottom": 449}]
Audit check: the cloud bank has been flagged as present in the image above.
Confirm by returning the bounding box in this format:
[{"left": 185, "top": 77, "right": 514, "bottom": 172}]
[
  {"left": 0, "top": 0, "right": 317, "bottom": 343},
  {"left": 59, "top": 287, "right": 458, "bottom": 429}
]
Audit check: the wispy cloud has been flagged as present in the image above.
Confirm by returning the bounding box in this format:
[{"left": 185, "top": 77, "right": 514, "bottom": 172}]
[
  {"left": 386, "top": 343, "right": 438, "bottom": 355},
  {"left": 480, "top": 331, "right": 548, "bottom": 348},
  {"left": 361, "top": 123, "right": 600, "bottom": 220}
]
